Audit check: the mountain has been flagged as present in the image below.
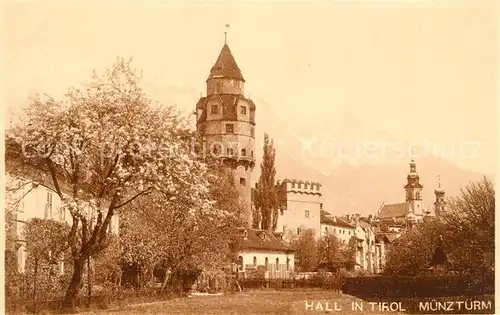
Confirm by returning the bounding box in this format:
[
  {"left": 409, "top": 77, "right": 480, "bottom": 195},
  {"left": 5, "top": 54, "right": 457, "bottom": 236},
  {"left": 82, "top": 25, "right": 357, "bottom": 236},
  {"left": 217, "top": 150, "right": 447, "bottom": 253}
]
[{"left": 250, "top": 97, "right": 489, "bottom": 217}]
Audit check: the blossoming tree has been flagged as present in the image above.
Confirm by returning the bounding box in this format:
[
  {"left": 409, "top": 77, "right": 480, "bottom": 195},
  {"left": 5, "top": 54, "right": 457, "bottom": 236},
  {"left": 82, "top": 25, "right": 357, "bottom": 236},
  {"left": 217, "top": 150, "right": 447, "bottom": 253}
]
[{"left": 8, "top": 58, "right": 212, "bottom": 311}]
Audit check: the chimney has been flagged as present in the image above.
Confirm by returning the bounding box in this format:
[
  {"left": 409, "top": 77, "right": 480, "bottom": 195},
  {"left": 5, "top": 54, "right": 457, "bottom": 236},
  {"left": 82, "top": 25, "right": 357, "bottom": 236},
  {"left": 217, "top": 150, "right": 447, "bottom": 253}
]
[{"left": 320, "top": 203, "right": 323, "bottom": 210}]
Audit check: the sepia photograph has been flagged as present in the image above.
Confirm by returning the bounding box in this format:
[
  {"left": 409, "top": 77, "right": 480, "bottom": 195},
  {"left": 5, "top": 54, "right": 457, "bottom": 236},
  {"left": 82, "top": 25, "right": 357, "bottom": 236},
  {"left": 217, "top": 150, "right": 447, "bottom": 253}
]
[{"left": 1, "top": 1, "right": 496, "bottom": 314}]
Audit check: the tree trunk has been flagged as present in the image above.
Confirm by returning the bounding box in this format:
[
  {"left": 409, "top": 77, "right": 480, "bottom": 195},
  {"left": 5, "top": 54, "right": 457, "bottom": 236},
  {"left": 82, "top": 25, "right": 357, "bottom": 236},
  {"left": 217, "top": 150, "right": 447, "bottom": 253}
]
[
  {"left": 62, "top": 259, "right": 85, "bottom": 313},
  {"left": 33, "top": 259, "right": 38, "bottom": 313}
]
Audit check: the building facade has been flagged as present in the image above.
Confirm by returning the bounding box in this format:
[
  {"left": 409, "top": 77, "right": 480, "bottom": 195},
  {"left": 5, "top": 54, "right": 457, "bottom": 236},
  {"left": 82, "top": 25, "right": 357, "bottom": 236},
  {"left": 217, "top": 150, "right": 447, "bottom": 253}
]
[
  {"left": 235, "top": 229, "right": 295, "bottom": 279},
  {"left": 5, "top": 172, "right": 120, "bottom": 273},
  {"left": 275, "top": 179, "right": 323, "bottom": 238},
  {"left": 320, "top": 210, "right": 355, "bottom": 245}
]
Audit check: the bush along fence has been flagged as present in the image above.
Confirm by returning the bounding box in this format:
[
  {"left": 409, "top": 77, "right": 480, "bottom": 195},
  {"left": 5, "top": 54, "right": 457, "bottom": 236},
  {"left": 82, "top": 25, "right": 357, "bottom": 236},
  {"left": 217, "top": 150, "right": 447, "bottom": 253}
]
[
  {"left": 239, "top": 270, "right": 345, "bottom": 292},
  {"left": 342, "top": 274, "right": 495, "bottom": 299}
]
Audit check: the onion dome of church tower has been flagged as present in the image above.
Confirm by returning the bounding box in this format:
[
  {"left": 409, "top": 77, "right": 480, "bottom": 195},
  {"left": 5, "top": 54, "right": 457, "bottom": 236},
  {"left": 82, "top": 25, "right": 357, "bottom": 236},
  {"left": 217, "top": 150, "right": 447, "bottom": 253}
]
[{"left": 434, "top": 176, "right": 446, "bottom": 217}]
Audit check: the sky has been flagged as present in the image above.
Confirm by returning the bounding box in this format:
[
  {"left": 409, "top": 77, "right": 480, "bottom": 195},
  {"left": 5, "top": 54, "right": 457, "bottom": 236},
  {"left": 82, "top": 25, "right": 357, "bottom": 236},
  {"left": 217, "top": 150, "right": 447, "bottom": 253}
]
[{"left": 2, "top": 1, "right": 497, "bottom": 175}]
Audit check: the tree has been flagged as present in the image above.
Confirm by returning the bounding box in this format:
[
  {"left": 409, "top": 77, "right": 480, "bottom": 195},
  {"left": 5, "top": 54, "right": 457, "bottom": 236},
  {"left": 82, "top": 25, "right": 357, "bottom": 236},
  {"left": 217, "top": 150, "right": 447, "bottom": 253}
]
[
  {"left": 8, "top": 57, "right": 211, "bottom": 312},
  {"left": 254, "top": 133, "right": 278, "bottom": 232},
  {"left": 343, "top": 236, "right": 357, "bottom": 271},
  {"left": 383, "top": 177, "right": 495, "bottom": 278},
  {"left": 439, "top": 176, "right": 495, "bottom": 277},
  {"left": 317, "top": 233, "right": 344, "bottom": 271},
  {"left": 23, "top": 219, "right": 71, "bottom": 304},
  {"left": 383, "top": 220, "right": 442, "bottom": 276},
  {"left": 292, "top": 229, "right": 318, "bottom": 272},
  {"left": 119, "top": 160, "right": 244, "bottom": 292}
]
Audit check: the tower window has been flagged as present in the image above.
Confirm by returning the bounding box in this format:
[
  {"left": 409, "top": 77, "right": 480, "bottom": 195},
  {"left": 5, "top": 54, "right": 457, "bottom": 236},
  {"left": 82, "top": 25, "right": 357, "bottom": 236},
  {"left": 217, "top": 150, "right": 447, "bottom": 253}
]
[
  {"left": 226, "top": 148, "right": 234, "bottom": 156},
  {"left": 265, "top": 257, "right": 269, "bottom": 270},
  {"left": 211, "top": 104, "right": 219, "bottom": 114},
  {"left": 226, "top": 124, "right": 234, "bottom": 133},
  {"left": 305, "top": 210, "right": 310, "bottom": 218},
  {"left": 240, "top": 178, "right": 246, "bottom": 186},
  {"left": 297, "top": 227, "right": 302, "bottom": 235},
  {"left": 240, "top": 106, "right": 247, "bottom": 115},
  {"left": 276, "top": 258, "right": 280, "bottom": 271},
  {"left": 253, "top": 256, "right": 257, "bottom": 266},
  {"left": 251, "top": 127, "right": 255, "bottom": 137},
  {"left": 291, "top": 182, "right": 295, "bottom": 188},
  {"left": 241, "top": 149, "right": 246, "bottom": 156}
]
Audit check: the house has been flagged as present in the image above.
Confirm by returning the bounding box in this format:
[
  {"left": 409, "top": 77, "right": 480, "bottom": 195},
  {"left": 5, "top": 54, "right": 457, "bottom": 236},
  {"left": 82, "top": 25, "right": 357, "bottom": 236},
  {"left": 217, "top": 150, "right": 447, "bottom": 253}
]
[
  {"left": 234, "top": 228, "right": 295, "bottom": 279},
  {"left": 320, "top": 210, "right": 355, "bottom": 244},
  {"left": 5, "top": 141, "right": 119, "bottom": 274}
]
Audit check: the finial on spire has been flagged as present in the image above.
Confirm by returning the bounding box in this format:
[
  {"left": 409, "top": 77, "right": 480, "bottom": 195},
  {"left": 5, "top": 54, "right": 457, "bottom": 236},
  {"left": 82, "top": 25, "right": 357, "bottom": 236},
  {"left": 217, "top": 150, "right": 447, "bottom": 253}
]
[
  {"left": 437, "top": 175, "right": 441, "bottom": 188},
  {"left": 224, "top": 24, "right": 230, "bottom": 44},
  {"left": 410, "top": 149, "right": 415, "bottom": 163}
]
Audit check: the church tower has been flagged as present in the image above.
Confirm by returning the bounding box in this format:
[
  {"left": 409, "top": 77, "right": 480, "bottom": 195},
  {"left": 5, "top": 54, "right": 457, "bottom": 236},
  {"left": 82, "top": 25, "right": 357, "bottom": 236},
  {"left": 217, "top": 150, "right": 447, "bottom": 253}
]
[
  {"left": 195, "top": 40, "right": 256, "bottom": 227},
  {"left": 434, "top": 176, "right": 446, "bottom": 217},
  {"left": 404, "top": 157, "right": 423, "bottom": 216}
]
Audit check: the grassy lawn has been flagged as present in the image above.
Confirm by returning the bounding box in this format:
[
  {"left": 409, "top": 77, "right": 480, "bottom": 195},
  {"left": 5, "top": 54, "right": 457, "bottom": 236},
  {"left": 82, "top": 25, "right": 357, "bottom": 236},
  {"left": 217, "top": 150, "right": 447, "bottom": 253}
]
[{"left": 83, "top": 289, "right": 406, "bottom": 315}]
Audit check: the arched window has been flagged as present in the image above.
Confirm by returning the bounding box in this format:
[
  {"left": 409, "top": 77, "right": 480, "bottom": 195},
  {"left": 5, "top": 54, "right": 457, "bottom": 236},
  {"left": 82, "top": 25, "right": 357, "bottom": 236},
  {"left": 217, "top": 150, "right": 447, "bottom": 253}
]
[
  {"left": 286, "top": 258, "right": 290, "bottom": 271},
  {"left": 276, "top": 258, "right": 280, "bottom": 271},
  {"left": 265, "top": 257, "right": 269, "bottom": 270},
  {"left": 241, "top": 149, "right": 246, "bottom": 156},
  {"left": 253, "top": 256, "right": 257, "bottom": 266}
]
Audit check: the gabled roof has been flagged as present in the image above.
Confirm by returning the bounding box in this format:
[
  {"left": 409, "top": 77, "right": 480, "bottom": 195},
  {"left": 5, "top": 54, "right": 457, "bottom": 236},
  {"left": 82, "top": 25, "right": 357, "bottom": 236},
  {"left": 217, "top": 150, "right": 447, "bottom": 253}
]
[
  {"left": 378, "top": 202, "right": 409, "bottom": 219},
  {"left": 207, "top": 44, "right": 245, "bottom": 82},
  {"left": 235, "top": 229, "right": 294, "bottom": 253}
]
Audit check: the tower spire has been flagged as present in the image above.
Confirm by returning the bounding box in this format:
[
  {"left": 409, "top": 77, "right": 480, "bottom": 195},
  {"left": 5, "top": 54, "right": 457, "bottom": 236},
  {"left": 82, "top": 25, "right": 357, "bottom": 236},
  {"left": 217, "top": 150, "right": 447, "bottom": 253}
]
[{"left": 225, "top": 24, "right": 230, "bottom": 44}]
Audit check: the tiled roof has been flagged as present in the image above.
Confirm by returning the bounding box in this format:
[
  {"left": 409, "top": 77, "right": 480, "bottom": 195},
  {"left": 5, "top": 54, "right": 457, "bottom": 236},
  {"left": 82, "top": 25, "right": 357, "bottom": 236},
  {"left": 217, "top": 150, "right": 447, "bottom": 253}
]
[
  {"left": 378, "top": 202, "right": 409, "bottom": 219},
  {"left": 207, "top": 44, "right": 245, "bottom": 82},
  {"left": 321, "top": 210, "right": 332, "bottom": 217},
  {"left": 236, "top": 229, "right": 294, "bottom": 252},
  {"left": 375, "top": 233, "right": 400, "bottom": 243},
  {"left": 320, "top": 213, "right": 355, "bottom": 229}
]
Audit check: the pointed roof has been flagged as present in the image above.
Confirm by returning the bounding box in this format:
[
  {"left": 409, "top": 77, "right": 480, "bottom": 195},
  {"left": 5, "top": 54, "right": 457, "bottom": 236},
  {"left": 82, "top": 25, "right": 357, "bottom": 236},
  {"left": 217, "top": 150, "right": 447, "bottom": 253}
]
[{"left": 207, "top": 44, "right": 245, "bottom": 82}]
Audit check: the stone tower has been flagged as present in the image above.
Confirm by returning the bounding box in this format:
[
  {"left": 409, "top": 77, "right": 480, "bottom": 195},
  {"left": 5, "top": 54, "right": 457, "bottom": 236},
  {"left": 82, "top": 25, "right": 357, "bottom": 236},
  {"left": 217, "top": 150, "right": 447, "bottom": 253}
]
[
  {"left": 404, "top": 157, "right": 423, "bottom": 216},
  {"left": 434, "top": 176, "right": 446, "bottom": 217},
  {"left": 195, "top": 42, "right": 256, "bottom": 227}
]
